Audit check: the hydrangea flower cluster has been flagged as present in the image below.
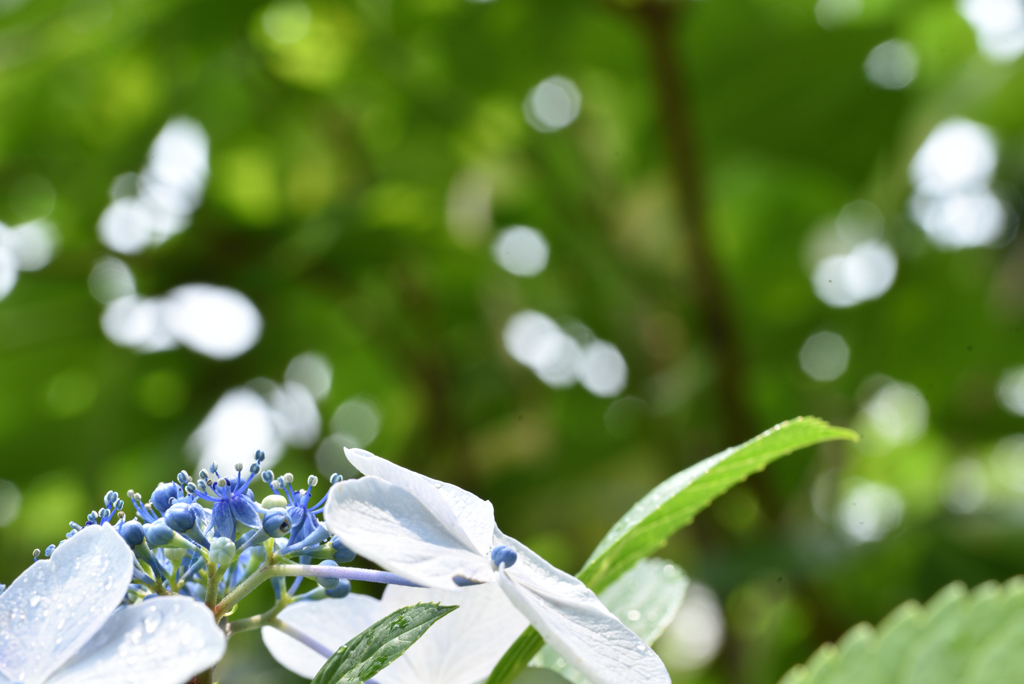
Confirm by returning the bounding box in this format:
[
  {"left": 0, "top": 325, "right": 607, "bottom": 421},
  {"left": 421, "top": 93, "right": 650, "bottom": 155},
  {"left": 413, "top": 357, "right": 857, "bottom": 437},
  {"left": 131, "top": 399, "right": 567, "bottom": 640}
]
[{"left": 1, "top": 448, "right": 671, "bottom": 684}]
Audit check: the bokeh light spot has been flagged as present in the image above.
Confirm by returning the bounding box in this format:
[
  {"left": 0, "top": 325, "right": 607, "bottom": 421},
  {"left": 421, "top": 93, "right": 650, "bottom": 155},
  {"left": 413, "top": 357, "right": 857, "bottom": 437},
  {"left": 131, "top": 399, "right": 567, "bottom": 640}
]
[
  {"left": 957, "top": 0, "right": 1024, "bottom": 63},
  {"left": 523, "top": 76, "right": 582, "bottom": 133},
  {"left": 799, "top": 331, "right": 850, "bottom": 382},
  {"left": 864, "top": 39, "right": 919, "bottom": 90},
  {"left": 837, "top": 479, "right": 905, "bottom": 543},
  {"left": 997, "top": 366, "right": 1024, "bottom": 416},
  {"left": 160, "top": 283, "right": 263, "bottom": 360},
  {"left": 285, "top": 351, "right": 333, "bottom": 401},
  {"left": 811, "top": 239, "right": 898, "bottom": 308},
  {"left": 330, "top": 396, "right": 382, "bottom": 448},
  {"left": 656, "top": 583, "right": 725, "bottom": 671},
  {"left": 814, "top": 0, "right": 862, "bottom": 29},
  {"left": 261, "top": 0, "right": 312, "bottom": 45},
  {"left": 491, "top": 225, "right": 550, "bottom": 277},
  {"left": 188, "top": 387, "right": 285, "bottom": 469},
  {"left": 0, "top": 479, "right": 22, "bottom": 527},
  {"left": 88, "top": 256, "right": 137, "bottom": 304},
  {"left": 862, "top": 380, "right": 929, "bottom": 446},
  {"left": 908, "top": 118, "right": 1005, "bottom": 250}
]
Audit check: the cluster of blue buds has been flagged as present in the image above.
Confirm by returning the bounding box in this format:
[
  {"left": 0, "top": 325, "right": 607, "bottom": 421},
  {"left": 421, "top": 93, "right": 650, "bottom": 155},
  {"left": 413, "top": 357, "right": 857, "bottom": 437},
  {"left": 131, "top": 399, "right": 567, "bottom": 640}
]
[{"left": 49, "top": 450, "right": 373, "bottom": 624}]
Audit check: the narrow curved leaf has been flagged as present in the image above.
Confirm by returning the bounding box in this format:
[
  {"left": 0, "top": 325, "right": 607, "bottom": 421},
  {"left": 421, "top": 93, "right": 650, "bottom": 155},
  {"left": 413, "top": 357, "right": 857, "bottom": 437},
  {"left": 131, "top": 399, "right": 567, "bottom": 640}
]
[
  {"left": 780, "top": 577, "right": 1024, "bottom": 684},
  {"left": 311, "top": 602, "right": 457, "bottom": 684},
  {"left": 531, "top": 558, "right": 688, "bottom": 684},
  {"left": 578, "top": 416, "right": 858, "bottom": 593},
  {"left": 487, "top": 416, "right": 857, "bottom": 684}
]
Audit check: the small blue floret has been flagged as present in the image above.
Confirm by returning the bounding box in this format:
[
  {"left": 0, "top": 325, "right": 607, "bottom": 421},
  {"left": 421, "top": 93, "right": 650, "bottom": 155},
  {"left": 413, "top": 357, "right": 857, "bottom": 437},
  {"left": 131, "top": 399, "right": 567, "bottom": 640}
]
[
  {"left": 490, "top": 545, "right": 518, "bottom": 569},
  {"left": 263, "top": 510, "right": 292, "bottom": 537},
  {"left": 150, "top": 482, "right": 179, "bottom": 515},
  {"left": 331, "top": 537, "right": 356, "bottom": 564},
  {"left": 326, "top": 578, "right": 352, "bottom": 598},
  {"left": 119, "top": 520, "right": 146, "bottom": 547},
  {"left": 164, "top": 503, "right": 197, "bottom": 533},
  {"left": 145, "top": 521, "right": 175, "bottom": 547},
  {"left": 315, "top": 560, "right": 341, "bottom": 589}
]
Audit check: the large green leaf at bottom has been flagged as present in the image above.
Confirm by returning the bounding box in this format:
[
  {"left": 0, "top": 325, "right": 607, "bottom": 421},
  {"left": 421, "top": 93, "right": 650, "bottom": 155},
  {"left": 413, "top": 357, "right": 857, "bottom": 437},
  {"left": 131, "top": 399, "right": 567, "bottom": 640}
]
[
  {"left": 487, "top": 417, "right": 857, "bottom": 684},
  {"left": 779, "top": 577, "right": 1024, "bottom": 684},
  {"left": 311, "top": 602, "right": 457, "bottom": 684}
]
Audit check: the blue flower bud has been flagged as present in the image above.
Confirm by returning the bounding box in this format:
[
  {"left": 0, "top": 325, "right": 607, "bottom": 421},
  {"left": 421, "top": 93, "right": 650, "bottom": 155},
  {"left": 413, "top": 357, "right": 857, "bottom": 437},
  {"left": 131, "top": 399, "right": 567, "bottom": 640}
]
[
  {"left": 330, "top": 473, "right": 343, "bottom": 484},
  {"left": 150, "top": 482, "right": 179, "bottom": 515},
  {"left": 331, "top": 537, "right": 356, "bottom": 564},
  {"left": 209, "top": 537, "right": 237, "bottom": 565},
  {"left": 261, "top": 470, "right": 275, "bottom": 484},
  {"left": 104, "top": 490, "right": 118, "bottom": 508},
  {"left": 44, "top": 544, "right": 56, "bottom": 558},
  {"left": 164, "top": 503, "right": 196, "bottom": 533},
  {"left": 145, "top": 521, "right": 175, "bottom": 547},
  {"left": 326, "top": 579, "right": 351, "bottom": 598},
  {"left": 263, "top": 510, "right": 292, "bottom": 537},
  {"left": 315, "top": 560, "right": 341, "bottom": 589},
  {"left": 120, "top": 520, "right": 146, "bottom": 548},
  {"left": 255, "top": 450, "right": 266, "bottom": 463},
  {"left": 249, "top": 462, "right": 261, "bottom": 475},
  {"left": 490, "top": 545, "right": 518, "bottom": 569}
]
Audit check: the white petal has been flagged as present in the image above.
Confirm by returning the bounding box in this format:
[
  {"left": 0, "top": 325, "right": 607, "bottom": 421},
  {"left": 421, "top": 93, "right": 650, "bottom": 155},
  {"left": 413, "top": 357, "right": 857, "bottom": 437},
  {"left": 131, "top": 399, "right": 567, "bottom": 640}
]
[
  {"left": 46, "top": 596, "right": 226, "bottom": 684},
  {"left": 262, "top": 594, "right": 383, "bottom": 679},
  {"left": 494, "top": 532, "right": 670, "bottom": 684},
  {"left": 0, "top": 525, "right": 134, "bottom": 684},
  {"left": 345, "top": 448, "right": 496, "bottom": 555},
  {"left": 325, "top": 477, "right": 495, "bottom": 588},
  {"left": 374, "top": 583, "right": 530, "bottom": 684}
]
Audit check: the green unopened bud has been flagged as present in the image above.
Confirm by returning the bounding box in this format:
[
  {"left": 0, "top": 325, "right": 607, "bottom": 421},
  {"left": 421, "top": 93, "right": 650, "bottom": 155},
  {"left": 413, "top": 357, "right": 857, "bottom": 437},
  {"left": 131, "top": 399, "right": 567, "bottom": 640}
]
[
  {"left": 209, "top": 537, "right": 237, "bottom": 565},
  {"left": 163, "top": 548, "right": 187, "bottom": 564},
  {"left": 261, "top": 494, "right": 288, "bottom": 509}
]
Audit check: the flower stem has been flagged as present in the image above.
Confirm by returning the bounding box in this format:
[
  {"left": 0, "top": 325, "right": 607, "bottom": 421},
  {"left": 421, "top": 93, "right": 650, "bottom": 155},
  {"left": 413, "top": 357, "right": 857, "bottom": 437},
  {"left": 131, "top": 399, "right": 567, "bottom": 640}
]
[
  {"left": 268, "top": 617, "right": 335, "bottom": 658},
  {"left": 215, "top": 560, "right": 419, "bottom": 619},
  {"left": 269, "top": 563, "right": 420, "bottom": 586}
]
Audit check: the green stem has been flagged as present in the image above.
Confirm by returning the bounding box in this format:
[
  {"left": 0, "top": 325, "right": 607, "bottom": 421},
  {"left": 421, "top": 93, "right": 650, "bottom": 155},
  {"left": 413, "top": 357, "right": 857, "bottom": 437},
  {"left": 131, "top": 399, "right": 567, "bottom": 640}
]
[
  {"left": 194, "top": 668, "right": 213, "bottom": 684},
  {"left": 225, "top": 596, "right": 292, "bottom": 636},
  {"left": 216, "top": 562, "right": 274, "bottom": 619},
  {"left": 206, "top": 562, "right": 221, "bottom": 610}
]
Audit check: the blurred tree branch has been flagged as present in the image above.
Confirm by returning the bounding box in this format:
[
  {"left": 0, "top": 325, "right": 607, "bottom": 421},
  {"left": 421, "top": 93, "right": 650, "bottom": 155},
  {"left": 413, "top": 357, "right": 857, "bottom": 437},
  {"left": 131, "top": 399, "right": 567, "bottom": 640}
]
[{"left": 612, "top": 0, "right": 755, "bottom": 446}]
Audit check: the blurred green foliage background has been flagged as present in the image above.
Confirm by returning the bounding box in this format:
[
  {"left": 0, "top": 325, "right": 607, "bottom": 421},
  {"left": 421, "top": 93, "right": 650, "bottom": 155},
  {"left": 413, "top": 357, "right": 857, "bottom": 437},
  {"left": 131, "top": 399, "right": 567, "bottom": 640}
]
[{"left": 2, "top": 0, "right": 1024, "bottom": 681}]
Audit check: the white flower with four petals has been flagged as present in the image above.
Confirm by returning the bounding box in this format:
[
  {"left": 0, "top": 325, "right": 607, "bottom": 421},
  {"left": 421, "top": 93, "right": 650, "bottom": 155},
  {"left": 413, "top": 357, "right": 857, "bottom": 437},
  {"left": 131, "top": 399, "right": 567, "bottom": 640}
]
[
  {"left": 323, "top": 448, "right": 670, "bottom": 684},
  {"left": 0, "top": 525, "right": 225, "bottom": 684}
]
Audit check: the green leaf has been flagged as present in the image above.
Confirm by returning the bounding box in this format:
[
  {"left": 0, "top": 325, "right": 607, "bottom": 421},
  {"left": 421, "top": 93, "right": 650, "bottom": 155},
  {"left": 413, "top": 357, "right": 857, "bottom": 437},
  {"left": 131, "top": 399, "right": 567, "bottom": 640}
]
[
  {"left": 487, "top": 417, "right": 856, "bottom": 684},
  {"left": 311, "top": 602, "right": 457, "bottom": 684},
  {"left": 578, "top": 416, "right": 858, "bottom": 593},
  {"left": 779, "top": 577, "right": 1024, "bottom": 684},
  {"left": 531, "top": 558, "right": 688, "bottom": 684}
]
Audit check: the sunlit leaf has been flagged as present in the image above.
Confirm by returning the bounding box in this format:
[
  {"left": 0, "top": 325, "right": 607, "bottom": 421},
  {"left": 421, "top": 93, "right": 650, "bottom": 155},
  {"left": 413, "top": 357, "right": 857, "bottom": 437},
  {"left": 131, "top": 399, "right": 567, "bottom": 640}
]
[
  {"left": 310, "top": 602, "right": 456, "bottom": 684},
  {"left": 578, "top": 416, "right": 858, "bottom": 593},
  {"left": 487, "top": 417, "right": 857, "bottom": 684},
  {"left": 779, "top": 577, "right": 1024, "bottom": 684}
]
